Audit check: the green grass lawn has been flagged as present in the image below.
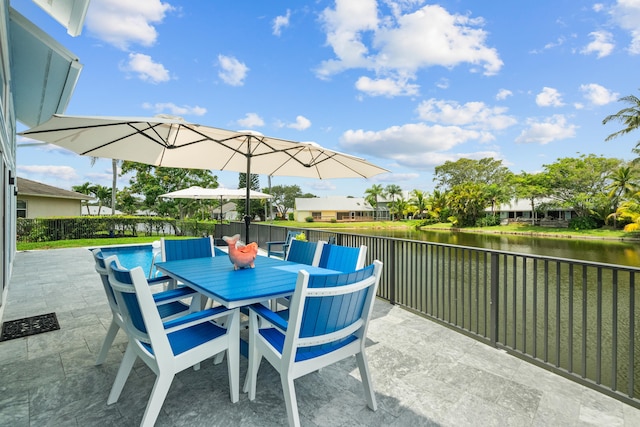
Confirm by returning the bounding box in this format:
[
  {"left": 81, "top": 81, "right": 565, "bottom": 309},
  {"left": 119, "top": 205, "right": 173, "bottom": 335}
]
[{"left": 17, "top": 220, "right": 638, "bottom": 251}]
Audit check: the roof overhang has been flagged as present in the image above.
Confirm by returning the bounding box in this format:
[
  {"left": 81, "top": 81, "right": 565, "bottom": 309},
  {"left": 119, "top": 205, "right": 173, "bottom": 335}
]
[
  {"left": 9, "top": 8, "right": 83, "bottom": 127},
  {"left": 32, "top": 0, "right": 90, "bottom": 37}
]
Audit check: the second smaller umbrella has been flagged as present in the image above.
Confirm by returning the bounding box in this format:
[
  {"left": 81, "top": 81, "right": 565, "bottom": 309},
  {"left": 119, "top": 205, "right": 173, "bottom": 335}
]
[{"left": 159, "top": 186, "right": 272, "bottom": 222}]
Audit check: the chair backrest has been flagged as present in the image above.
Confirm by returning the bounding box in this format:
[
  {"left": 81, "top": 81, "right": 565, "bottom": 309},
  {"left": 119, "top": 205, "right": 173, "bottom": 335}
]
[
  {"left": 285, "top": 239, "right": 323, "bottom": 266},
  {"left": 92, "top": 249, "right": 120, "bottom": 314},
  {"left": 161, "top": 236, "right": 216, "bottom": 262},
  {"left": 285, "top": 231, "right": 301, "bottom": 245},
  {"left": 283, "top": 260, "right": 383, "bottom": 363},
  {"left": 317, "top": 244, "right": 367, "bottom": 272},
  {"left": 106, "top": 255, "right": 172, "bottom": 357}
]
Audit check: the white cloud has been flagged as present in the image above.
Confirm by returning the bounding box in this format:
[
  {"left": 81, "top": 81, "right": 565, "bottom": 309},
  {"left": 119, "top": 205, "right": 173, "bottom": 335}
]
[
  {"left": 237, "top": 113, "right": 265, "bottom": 128},
  {"left": 308, "top": 180, "right": 337, "bottom": 191},
  {"left": 581, "top": 31, "right": 615, "bottom": 58},
  {"left": 593, "top": 3, "right": 605, "bottom": 12},
  {"left": 536, "top": 87, "right": 564, "bottom": 107},
  {"left": 17, "top": 165, "right": 79, "bottom": 181},
  {"left": 417, "top": 99, "right": 516, "bottom": 131},
  {"left": 340, "top": 122, "right": 481, "bottom": 167},
  {"left": 317, "top": 0, "right": 378, "bottom": 77},
  {"left": 496, "top": 89, "right": 513, "bottom": 100},
  {"left": 435, "top": 78, "right": 449, "bottom": 89},
  {"left": 218, "top": 55, "right": 249, "bottom": 86},
  {"left": 317, "top": 2, "right": 502, "bottom": 97},
  {"left": 355, "top": 76, "right": 419, "bottom": 97},
  {"left": 515, "top": 114, "right": 577, "bottom": 144},
  {"left": 287, "top": 116, "right": 312, "bottom": 130},
  {"left": 86, "top": 0, "right": 173, "bottom": 50},
  {"left": 142, "top": 102, "right": 206, "bottom": 116},
  {"left": 611, "top": 0, "right": 640, "bottom": 54},
  {"left": 579, "top": 83, "right": 619, "bottom": 105},
  {"left": 121, "top": 53, "right": 170, "bottom": 83},
  {"left": 371, "top": 172, "right": 420, "bottom": 183},
  {"left": 373, "top": 5, "right": 503, "bottom": 74},
  {"left": 273, "top": 9, "right": 291, "bottom": 36}
]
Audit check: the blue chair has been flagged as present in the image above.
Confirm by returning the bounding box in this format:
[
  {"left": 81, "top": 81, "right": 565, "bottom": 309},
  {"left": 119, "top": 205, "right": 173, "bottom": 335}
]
[
  {"left": 161, "top": 236, "right": 225, "bottom": 291},
  {"left": 267, "top": 231, "right": 301, "bottom": 259},
  {"left": 105, "top": 255, "right": 239, "bottom": 427},
  {"left": 161, "top": 236, "right": 225, "bottom": 262},
  {"left": 318, "top": 243, "right": 367, "bottom": 271},
  {"left": 92, "top": 249, "right": 198, "bottom": 366},
  {"left": 270, "top": 240, "right": 325, "bottom": 311},
  {"left": 243, "top": 260, "right": 383, "bottom": 427},
  {"left": 285, "top": 239, "right": 323, "bottom": 266}
]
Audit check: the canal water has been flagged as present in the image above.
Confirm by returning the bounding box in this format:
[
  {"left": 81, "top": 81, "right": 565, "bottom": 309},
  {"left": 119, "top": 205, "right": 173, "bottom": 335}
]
[
  {"left": 354, "top": 228, "right": 640, "bottom": 267},
  {"left": 348, "top": 227, "right": 640, "bottom": 400}
]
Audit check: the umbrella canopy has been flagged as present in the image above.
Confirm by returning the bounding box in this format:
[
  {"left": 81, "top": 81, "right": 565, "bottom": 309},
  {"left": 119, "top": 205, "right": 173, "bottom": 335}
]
[
  {"left": 20, "top": 114, "right": 389, "bottom": 239},
  {"left": 159, "top": 186, "right": 272, "bottom": 200},
  {"left": 159, "top": 186, "right": 273, "bottom": 225}
]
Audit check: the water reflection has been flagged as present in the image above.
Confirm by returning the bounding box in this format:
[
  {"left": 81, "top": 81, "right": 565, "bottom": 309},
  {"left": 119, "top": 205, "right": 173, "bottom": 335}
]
[{"left": 354, "top": 228, "right": 640, "bottom": 267}]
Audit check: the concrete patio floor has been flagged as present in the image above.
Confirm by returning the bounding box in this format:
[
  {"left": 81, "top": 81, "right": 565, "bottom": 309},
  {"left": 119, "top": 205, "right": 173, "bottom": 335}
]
[{"left": 1, "top": 247, "right": 639, "bottom": 426}]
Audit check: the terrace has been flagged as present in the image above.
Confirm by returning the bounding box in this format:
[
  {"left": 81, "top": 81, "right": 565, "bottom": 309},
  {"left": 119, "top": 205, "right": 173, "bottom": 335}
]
[{"left": 1, "top": 247, "right": 639, "bottom": 426}]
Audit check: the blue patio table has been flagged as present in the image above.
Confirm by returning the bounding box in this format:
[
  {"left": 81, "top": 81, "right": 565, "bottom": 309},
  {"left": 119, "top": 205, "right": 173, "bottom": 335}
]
[
  {"left": 155, "top": 254, "right": 339, "bottom": 392},
  {"left": 154, "top": 254, "right": 338, "bottom": 309}
]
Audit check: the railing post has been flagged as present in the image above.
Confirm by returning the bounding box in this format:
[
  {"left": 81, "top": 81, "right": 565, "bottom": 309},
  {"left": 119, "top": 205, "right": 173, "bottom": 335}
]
[
  {"left": 389, "top": 238, "right": 396, "bottom": 305},
  {"left": 490, "top": 252, "right": 499, "bottom": 346}
]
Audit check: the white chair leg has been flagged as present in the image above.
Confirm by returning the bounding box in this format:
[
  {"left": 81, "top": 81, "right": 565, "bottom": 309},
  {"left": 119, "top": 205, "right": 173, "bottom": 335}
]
[
  {"left": 356, "top": 351, "right": 377, "bottom": 411},
  {"left": 243, "top": 341, "right": 261, "bottom": 398},
  {"left": 281, "top": 376, "right": 301, "bottom": 427},
  {"left": 95, "top": 319, "right": 119, "bottom": 365},
  {"left": 213, "top": 351, "right": 225, "bottom": 365},
  {"left": 226, "top": 309, "right": 240, "bottom": 403},
  {"left": 107, "top": 343, "right": 137, "bottom": 404},
  {"left": 140, "top": 372, "right": 174, "bottom": 427},
  {"left": 243, "top": 312, "right": 260, "bottom": 398}
]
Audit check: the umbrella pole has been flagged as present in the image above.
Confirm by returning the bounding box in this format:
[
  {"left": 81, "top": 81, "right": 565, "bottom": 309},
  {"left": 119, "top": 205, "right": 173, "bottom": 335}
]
[{"left": 244, "top": 139, "right": 252, "bottom": 243}]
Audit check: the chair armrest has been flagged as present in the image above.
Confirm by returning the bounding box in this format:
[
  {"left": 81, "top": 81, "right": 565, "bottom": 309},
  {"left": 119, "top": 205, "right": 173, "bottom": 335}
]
[
  {"left": 266, "top": 240, "right": 285, "bottom": 249},
  {"left": 147, "top": 275, "right": 173, "bottom": 286},
  {"left": 248, "top": 303, "right": 288, "bottom": 332},
  {"left": 163, "top": 306, "right": 230, "bottom": 333},
  {"left": 153, "top": 287, "right": 197, "bottom": 305}
]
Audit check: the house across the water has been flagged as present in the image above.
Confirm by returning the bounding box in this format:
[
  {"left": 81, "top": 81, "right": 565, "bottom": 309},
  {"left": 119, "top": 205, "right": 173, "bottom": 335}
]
[{"left": 294, "top": 196, "right": 390, "bottom": 222}]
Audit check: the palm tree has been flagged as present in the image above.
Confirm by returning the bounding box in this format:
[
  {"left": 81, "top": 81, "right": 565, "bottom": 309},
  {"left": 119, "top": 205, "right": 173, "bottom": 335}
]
[
  {"left": 394, "top": 197, "right": 409, "bottom": 220},
  {"left": 427, "top": 189, "right": 448, "bottom": 222},
  {"left": 409, "top": 189, "right": 427, "bottom": 219},
  {"left": 72, "top": 182, "right": 96, "bottom": 215},
  {"left": 484, "top": 183, "right": 509, "bottom": 217},
  {"left": 91, "top": 157, "right": 121, "bottom": 215},
  {"left": 606, "top": 165, "right": 639, "bottom": 227},
  {"left": 603, "top": 91, "right": 640, "bottom": 158},
  {"left": 92, "top": 185, "right": 112, "bottom": 215},
  {"left": 364, "top": 184, "right": 385, "bottom": 220},
  {"left": 615, "top": 198, "right": 640, "bottom": 231},
  {"left": 385, "top": 184, "right": 403, "bottom": 220}
]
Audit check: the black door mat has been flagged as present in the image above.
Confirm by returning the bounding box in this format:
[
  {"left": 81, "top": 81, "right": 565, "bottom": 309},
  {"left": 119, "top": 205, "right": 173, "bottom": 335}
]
[{"left": 0, "top": 313, "right": 60, "bottom": 341}]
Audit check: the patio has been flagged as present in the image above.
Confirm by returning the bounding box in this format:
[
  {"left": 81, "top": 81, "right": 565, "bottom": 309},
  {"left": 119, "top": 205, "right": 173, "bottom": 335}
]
[{"left": 1, "top": 248, "right": 639, "bottom": 426}]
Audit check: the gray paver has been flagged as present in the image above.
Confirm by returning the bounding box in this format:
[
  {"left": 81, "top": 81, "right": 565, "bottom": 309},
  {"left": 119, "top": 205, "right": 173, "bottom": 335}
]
[{"left": 1, "top": 247, "right": 638, "bottom": 426}]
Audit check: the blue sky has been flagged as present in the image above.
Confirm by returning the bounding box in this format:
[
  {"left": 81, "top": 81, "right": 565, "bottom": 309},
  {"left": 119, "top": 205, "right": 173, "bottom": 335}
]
[{"left": 15, "top": 0, "right": 640, "bottom": 198}]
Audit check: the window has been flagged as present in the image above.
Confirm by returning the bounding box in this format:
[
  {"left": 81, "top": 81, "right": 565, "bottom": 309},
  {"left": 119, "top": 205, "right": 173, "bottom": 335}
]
[
  {"left": 17, "top": 199, "right": 26, "bottom": 218},
  {"left": 312, "top": 211, "right": 321, "bottom": 219}
]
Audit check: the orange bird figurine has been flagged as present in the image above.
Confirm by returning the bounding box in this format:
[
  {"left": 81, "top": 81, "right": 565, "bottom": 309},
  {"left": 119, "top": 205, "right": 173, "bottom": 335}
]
[{"left": 223, "top": 234, "right": 258, "bottom": 270}]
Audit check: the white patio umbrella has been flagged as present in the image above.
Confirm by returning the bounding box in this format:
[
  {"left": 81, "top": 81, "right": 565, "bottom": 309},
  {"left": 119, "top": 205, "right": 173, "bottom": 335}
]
[
  {"left": 19, "top": 114, "right": 389, "bottom": 239},
  {"left": 159, "top": 186, "right": 272, "bottom": 223}
]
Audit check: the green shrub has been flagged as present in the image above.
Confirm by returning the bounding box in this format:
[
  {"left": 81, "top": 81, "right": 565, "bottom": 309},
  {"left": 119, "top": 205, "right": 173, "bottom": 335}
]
[
  {"left": 476, "top": 215, "right": 501, "bottom": 227},
  {"left": 305, "top": 216, "right": 314, "bottom": 222},
  {"left": 569, "top": 216, "right": 600, "bottom": 230},
  {"left": 330, "top": 218, "right": 337, "bottom": 223}
]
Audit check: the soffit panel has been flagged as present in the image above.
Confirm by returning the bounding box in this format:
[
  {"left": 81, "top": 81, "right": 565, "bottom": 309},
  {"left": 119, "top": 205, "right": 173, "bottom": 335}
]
[{"left": 9, "top": 8, "right": 82, "bottom": 127}]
